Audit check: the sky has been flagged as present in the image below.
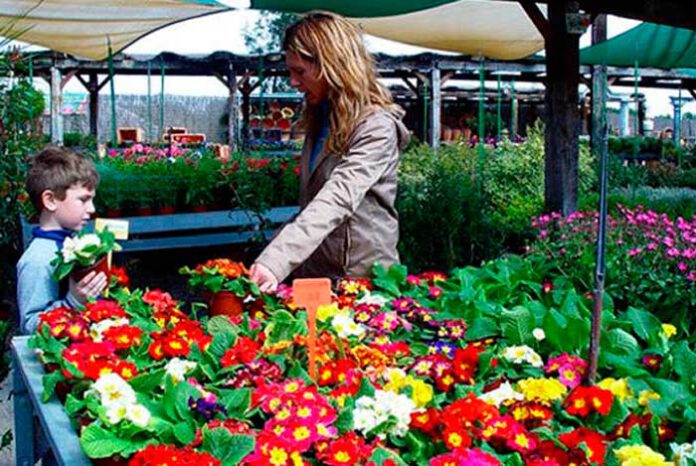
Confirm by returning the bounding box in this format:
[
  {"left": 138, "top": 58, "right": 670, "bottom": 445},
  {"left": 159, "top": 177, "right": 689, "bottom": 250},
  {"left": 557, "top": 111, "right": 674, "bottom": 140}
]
[{"left": 20, "top": 6, "right": 695, "bottom": 119}]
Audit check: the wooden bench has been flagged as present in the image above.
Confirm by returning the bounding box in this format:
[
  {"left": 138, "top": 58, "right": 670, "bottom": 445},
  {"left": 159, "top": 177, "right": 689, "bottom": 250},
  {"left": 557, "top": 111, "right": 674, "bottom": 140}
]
[{"left": 21, "top": 207, "right": 299, "bottom": 252}]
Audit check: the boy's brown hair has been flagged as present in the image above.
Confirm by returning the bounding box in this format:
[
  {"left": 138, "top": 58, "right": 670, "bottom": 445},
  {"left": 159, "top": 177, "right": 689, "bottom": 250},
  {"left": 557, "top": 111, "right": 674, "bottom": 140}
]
[{"left": 26, "top": 146, "right": 99, "bottom": 211}]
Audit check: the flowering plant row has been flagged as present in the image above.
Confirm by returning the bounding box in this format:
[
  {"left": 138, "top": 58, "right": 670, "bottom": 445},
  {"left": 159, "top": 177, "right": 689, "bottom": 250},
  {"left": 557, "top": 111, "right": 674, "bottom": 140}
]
[
  {"left": 528, "top": 205, "right": 696, "bottom": 328},
  {"left": 31, "top": 253, "right": 696, "bottom": 465}
]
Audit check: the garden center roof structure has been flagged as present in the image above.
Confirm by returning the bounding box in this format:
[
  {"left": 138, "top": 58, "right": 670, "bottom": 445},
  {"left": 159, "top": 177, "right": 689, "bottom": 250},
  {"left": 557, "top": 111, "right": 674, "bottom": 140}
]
[{"left": 26, "top": 49, "right": 696, "bottom": 150}]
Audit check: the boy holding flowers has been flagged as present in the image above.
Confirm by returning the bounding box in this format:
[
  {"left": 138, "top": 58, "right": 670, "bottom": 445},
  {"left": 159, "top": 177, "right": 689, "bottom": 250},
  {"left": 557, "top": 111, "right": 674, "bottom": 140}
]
[{"left": 17, "top": 147, "right": 107, "bottom": 334}]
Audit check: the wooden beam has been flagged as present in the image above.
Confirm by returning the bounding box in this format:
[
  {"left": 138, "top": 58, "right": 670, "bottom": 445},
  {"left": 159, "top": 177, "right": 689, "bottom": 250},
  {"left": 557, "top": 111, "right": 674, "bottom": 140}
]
[
  {"left": 400, "top": 77, "right": 419, "bottom": 96},
  {"left": 688, "top": 88, "right": 696, "bottom": 101},
  {"left": 97, "top": 76, "right": 112, "bottom": 92},
  {"left": 227, "top": 63, "right": 238, "bottom": 151},
  {"left": 213, "top": 72, "right": 228, "bottom": 88},
  {"left": 519, "top": 0, "right": 553, "bottom": 41},
  {"left": 440, "top": 71, "right": 455, "bottom": 86},
  {"left": 88, "top": 73, "right": 99, "bottom": 138},
  {"left": 60, "top": 70, "right": 77, "bottom": 90},
  {"left": 75, "top": 74, "right": 89, "bottom": 90}
]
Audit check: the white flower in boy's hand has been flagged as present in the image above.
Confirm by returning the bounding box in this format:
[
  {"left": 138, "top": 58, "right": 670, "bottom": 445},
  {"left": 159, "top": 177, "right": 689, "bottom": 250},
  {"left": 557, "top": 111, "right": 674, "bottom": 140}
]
[{"left": 61, "top": 236, "right": 78, "bottom": 262}]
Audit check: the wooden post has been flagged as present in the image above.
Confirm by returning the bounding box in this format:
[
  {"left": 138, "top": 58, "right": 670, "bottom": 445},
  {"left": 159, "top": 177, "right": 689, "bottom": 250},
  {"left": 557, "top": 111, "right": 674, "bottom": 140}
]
[
  {"left": 88, "top": 73, "right": 99, "bottom": 139},
  {"left": 227, "top": 63, "right": 238, "bottom": 151},
  {"left": 429, "top": 67, "right": 441, "bottom": 148},
  {"left": 50, "top": 66, "right": 63, "bottom": 145},
  {"left": 241, "top": 83, "right": 251, "bottom": 150},
  {"left": 544, "top": 1, "right": 580, "bottom": 215}
]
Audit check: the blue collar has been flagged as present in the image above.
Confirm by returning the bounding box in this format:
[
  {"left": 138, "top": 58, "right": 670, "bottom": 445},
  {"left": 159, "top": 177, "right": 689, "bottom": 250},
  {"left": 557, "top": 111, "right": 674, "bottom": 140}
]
[{"left": 32, "top": 227, "right": 74, "bottom": 249}]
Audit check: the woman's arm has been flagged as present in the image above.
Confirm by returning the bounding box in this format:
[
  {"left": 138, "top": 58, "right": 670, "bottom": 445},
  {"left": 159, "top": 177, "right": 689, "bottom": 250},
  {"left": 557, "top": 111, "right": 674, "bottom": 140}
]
[{"left": 255, "top": 113, "right": 398, "bottom": 283}]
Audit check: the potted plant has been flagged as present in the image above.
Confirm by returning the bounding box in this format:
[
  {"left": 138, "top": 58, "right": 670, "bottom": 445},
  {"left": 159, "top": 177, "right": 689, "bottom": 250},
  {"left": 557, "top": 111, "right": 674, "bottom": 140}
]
[
  {"left": 51, "top": 228, "right": 121, "bottom": 283},
  {"left": 179, "top": 258, "right": 259, "bottom": 317}
]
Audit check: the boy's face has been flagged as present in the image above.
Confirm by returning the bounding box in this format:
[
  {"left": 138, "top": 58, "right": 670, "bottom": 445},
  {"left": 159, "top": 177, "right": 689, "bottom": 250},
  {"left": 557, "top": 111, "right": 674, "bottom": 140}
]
[{"left": 50, "top": 184, "right": 96, "bottom": 231}]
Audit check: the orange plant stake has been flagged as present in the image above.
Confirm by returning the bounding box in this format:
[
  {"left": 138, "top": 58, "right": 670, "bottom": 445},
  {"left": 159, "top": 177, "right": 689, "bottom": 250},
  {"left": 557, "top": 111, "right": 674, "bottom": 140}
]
[{"left": 292, "top": 278, "right": 332, "bottom": 381}]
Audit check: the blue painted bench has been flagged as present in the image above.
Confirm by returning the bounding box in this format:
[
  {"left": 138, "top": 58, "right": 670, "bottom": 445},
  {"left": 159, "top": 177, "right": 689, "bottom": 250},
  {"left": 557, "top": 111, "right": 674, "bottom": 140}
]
[
  {"left": 21, "top": 207, "right": 299, "bottom": 252},
  {"left": 12, "top": 335, "right": 91, "bottom": 466}
]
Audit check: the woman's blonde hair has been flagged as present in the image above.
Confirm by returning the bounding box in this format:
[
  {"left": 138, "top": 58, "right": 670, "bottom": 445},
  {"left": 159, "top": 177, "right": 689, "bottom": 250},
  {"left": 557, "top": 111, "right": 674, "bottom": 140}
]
[{"left": 283, "top": 11, "right": 396, "bottom": 155}]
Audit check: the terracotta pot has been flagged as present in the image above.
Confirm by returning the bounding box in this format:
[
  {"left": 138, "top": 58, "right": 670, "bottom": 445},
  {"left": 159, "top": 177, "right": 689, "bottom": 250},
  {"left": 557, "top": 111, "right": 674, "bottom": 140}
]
[
  {"left": 157, "top": 205, "right": 176, "bottom": 215},
  {"left": 207, "top": 291, "right": 243, "bottom": 318},
  {"left": 451, "top": 128, "right": 462, "bottom": 140},
  {"left": 135, "top": 206, "right": 153, "bottom": 217},
  {"left": 104, "top": 208, "right": 123, "bottom": 218},
  {"left": 442, "top": 127, "right": 453, "bottom": 141},
  {"left": 71, "top": 256, "right": 110, "bottom": 283},
  {"left": 191, "top": 204, "right": 209, "bottom": 213}
]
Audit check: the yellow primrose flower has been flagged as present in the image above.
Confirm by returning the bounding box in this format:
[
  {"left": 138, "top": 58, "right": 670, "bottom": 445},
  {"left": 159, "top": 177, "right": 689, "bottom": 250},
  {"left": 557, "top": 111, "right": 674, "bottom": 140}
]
[
  {"left": 614, "top": 444, "right": 671, "bottom": 466},
  {"left": 407, "top": 376, "right": 433, "bottom": 408},
  {"left": 598, "top": 378, "right": 632, "bottom": 403},
  {"left": 662, "top": 323, "right": 677, "bottom": 339},
  {"left": 383, "top": 368, "right": 408, "bottom": 393},
  {"left": 517, "top": 378, "right": 567, "bottom": 405},
  {"left": 317, "top": 303, "right": 340, "bottom": 322},
  {"left": 638, "top": 390, "right": 661, "bottom": 407}
]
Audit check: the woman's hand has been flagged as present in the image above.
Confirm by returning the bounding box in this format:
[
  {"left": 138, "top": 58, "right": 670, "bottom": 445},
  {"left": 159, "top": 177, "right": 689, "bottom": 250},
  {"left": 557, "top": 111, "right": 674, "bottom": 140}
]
[
  {"left": 249, "top": 263, "right": 279, "bottom": 293},
  {"left": 69, "top": 271, "right": 108, "bottom": 304}
]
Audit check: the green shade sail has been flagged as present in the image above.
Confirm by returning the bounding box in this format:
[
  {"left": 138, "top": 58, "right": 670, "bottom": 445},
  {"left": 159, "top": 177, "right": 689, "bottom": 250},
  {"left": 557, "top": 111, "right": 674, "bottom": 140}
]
[
  {"left": 580, "top": 22, "right": 696, "bottom": 69},
  {"left": 0, "top": 0, "right": 230, "bottom": 60},
  {"left": 249, "top": 0, "right": 458, "bottom": 18}
]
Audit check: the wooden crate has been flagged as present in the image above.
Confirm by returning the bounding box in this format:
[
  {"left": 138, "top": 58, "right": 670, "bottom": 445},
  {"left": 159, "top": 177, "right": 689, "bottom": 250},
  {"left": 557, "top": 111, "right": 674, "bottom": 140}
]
[{"left": 116, "top": 127, "right": 143, "bottom": 145}]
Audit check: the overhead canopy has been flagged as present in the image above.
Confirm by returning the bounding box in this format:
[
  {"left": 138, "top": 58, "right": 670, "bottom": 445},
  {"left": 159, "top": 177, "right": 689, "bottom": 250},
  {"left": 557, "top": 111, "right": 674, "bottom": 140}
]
[
  {"left": 251, "top": 0, "right": 545, "bottom": 60},
  {"left": 0, "top": 0, "right": 230, "bottom": 61},
  {"left": 580, "top": 22, "right": 696, "bottom": 69}
]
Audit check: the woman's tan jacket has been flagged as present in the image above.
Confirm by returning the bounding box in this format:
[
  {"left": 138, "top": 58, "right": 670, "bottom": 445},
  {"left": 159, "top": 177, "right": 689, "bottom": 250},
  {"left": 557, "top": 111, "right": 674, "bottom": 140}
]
[{"left": 255, "top": 106, "right": 410, "bottom": 282}]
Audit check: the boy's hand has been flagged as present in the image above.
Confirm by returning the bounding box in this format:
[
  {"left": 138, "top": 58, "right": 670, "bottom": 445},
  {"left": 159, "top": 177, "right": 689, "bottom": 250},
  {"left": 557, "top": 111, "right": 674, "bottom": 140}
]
[{"left": 69, "top": 271, "right": 108, "bottom": 304}]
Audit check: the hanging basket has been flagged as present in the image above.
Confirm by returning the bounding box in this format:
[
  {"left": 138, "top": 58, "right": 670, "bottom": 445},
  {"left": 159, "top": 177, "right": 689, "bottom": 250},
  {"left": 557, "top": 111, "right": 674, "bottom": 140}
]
[{"left": 206, "top": 291, "right": 243, "bottom": 318}]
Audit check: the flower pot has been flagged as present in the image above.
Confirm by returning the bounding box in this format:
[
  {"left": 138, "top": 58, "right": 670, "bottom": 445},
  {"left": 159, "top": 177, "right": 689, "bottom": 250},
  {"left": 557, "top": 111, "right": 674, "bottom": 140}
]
[
  {"left": 191, "top": 204, "right": 209, "bottom": 213},
  {"left": 157, "top": 205, "right": 176, "bottom": 215},
  {"left": 135, "top": 206, "right": 153, "bottom": 217},
  {"left": 104, "top": 208, "right": 123, "bottom": 218},
  {"left": 71, "top": 256, "right": 110, "bottom": 283},
  {"left": 207, "top": 291, "right": 243, "bottom": 318}
]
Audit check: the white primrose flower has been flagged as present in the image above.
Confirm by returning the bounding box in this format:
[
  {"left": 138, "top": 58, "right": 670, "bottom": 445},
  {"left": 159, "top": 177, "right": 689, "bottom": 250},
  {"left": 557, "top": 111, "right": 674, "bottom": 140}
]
[
  {"left": 672, "top": 440, "right": 696, "bottom": 465},
  {"left": 331, "top": 313, "right": 365, "bottom": 339},
  {"left": 353, "top": 389, "right": 418, "bottom": 438},
  {"left": 125, "top": 404, "right": 151, "bottom": 428},
  {"left": 90, "top": 373, "right": 137, "bottom": 408},
  {"left": 165, "top": 358, "right": 197, "bottom": 384},
  {"left": 532, "top": 328, "right": 546, "bottom": 341},
  {"left": 90, "top": 318, "right": 130, "bottom": 342},
  {"left": 501, "top": 345, "right": 544, "bottom": 367},
  {"left": 73, "top": 234, "right": 102, "bottom": 260},
  {"left": 61, "top": 236, "right": 78, "bottom": 262},
  {"left": 106, "top": 403, "right": 128, "bottom": 424},
  {"left": 479, "top": 381, "right": 525, "bottom": 407},
  {"left": 355, "top": 292, "right": 389, "bottom": 307}
]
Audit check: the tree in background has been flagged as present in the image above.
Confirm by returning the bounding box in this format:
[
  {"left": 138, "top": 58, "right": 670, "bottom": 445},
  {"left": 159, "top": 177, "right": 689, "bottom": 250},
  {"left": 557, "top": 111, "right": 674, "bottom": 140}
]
[{"left": 243, "top": 11, "right": 298, "bottom": 93}]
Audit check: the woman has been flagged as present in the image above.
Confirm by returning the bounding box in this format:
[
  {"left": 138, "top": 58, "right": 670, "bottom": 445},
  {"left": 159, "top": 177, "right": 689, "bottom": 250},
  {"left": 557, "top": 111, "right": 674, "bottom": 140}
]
[{"left": 249, "top": 11, "right": 409, "bottom": 292}]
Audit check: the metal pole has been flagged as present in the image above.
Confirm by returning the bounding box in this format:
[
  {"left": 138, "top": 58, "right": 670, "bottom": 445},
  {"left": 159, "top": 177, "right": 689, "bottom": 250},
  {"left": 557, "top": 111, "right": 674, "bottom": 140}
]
[
  {"left": 477, "top": 58, "right": 485, "bottom": 190},
  {"left": 497, "top": 74, "right": 502, "bottom": 141},
  {"left": 633, "top": 60, "right": 639, "bottom": 136},
  {"left": 160, "top": 61, "right": 165, "bottom": 140},
  {"left": 147, "top": 61, "right": 152, "bottom": 142},
  {"left": 589, "top": 15, "right": 609, "bottom": 383},
  {"left": 107, "top": 39, "right": 117, "bottom": 145}
]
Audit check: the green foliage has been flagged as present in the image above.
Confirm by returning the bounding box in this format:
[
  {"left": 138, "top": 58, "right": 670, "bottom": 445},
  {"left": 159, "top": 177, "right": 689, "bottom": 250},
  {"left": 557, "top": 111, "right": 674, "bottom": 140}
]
[{"left": 580, "top": 187, "right": 696, "bottom": 220}]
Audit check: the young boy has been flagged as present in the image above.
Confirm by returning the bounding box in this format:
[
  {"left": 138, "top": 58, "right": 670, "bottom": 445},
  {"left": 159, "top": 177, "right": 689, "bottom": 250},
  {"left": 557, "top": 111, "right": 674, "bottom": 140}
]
[{"left": 17, "top": 147, "right": 108, "bottom": 334}]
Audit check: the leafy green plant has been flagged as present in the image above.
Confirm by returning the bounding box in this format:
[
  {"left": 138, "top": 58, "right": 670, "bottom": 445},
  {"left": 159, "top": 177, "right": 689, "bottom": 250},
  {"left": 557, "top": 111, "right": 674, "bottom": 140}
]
[{"left": 51, "top": 228, "right": 121, "bottom": 281}]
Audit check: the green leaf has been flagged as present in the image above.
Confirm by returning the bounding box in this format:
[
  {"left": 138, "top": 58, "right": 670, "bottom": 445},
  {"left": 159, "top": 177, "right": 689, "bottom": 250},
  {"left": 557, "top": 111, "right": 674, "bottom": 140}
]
[
  {"left": 80, "top": 423, "right": 137, "bottom": 459},
  {"left": 202, "top": 428, "right": 255, "bottom": 466},
  {"left": 129, "top": 369, "right": 165, "bottom": 393},
  {"left": 465, "top": 317, "right": 500, "bottom": 340},
  {"left": 42, "top": 371, "right": 66, "bottom": 403},
  {"left": 625, "top": 307, "right": 662, "bottom": 345},
  {"left": 500, "top": 306, "right": 534, "bottom": 345},
  {"left": 173, "top": 421, "right": 196, "bottom": 444},
  {"left": 604, "top": 328, "right": 640, "bottom": 356},
  {"left": 672, "top": 341, "right": 696, "bottom": 383},
  {"left": 64, "top": 393, "right": 86, "bottom": 417},
  {"left": 369, "top": 447, "right": 408, "bottom": 466},
  {"left": 219, "top": 388, "right": 251, "bottom": 419}
]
